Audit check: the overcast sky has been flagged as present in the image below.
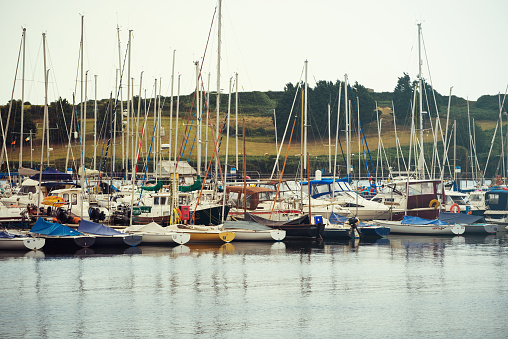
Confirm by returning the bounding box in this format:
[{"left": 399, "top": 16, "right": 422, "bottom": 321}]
[{"left": 1, "top": 0, "right": 507, "bottom": 106}]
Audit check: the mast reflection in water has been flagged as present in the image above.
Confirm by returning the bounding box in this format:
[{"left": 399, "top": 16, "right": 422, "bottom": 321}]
[{"left": 1, "top": 234, "right": 507, "bottom": 338}]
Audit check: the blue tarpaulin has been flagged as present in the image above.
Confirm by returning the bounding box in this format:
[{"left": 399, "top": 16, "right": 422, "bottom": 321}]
[
  {"left": 401, "top": 215, "right": 449, "bottom": 226},
  {"left": 30, "top": 218, "right": 83, "bottom": 236},
  {"left": 78, "top": 219, "right": 123, "bottom": 236}
]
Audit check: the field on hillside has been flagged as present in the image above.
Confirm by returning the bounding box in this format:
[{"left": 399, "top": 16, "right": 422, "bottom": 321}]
[{"left": 4, "top": 106, "right": 497, "bottom": 169}]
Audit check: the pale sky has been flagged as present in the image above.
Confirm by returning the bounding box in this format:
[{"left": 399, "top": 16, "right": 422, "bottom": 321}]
[{"left": 1, "top": 0, "right": 507, "bottom": 106}]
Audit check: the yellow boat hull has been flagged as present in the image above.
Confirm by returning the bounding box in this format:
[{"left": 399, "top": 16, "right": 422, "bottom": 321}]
[{"left": 187, "top": 231, "right": 235, "bottom": 243}]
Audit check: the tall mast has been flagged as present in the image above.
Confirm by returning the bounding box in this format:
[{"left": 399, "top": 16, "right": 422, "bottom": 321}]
[
  {"left": 215, "top": 0, "right": 222, "bottom": 187},
  {"left": 39, "top": 33, "right": 48, "bottom": 210},
  {"left": 222, "top": 76, "right": 232, "bottom": 222},
  {"left": 80, "top": 16, "right": 84, "bottom": 173},
  {"left": 116, "top": 25, "right": 122, "bottom": 174},
  {"left": 94, "top": 74, "right": 97, "bottom": 170},
  {"left": 345, "top": 74, "right": 350, "bottom": 177},
  {"left": 127, "top": 29, "right": 132, "bottom": 179},
  {"left": 153, "top": 79, "right": 157, "bottom": 174},
  {"left": 136, "top": 72, "right": 143, "bottom": 173},
  {"left": 328, "top": 103, "right": 331, "bottom": 173},
  {"left": 174, "top": 75, "right": 181, "bottom": 162},
  {"left": 417, "top": 23, "right": 424, "bottom": 179},
  {"left": 19, "top": 28, "right": 25, "bottom": 168},
  {"left": 195, "top": 61, "right": 201, "bottom": 176},
  {"left": 303, "top": 60, "right": 308, "bottom": 171},
  {"left": 84, "top": 70, "right": 88, "bottom": 169},
  {"left": 169, "top": 50, "right": 175, "bottom": 162},
  {"left": 235, "top": 72, "right": 239, "bottom": 172}
]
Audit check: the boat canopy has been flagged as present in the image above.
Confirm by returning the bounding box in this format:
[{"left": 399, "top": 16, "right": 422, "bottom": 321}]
[
  {"left": 401, "top": 215, "right": 449, "bottom": 226},
  {"left": 78, "top": 220, "right": 123, "bottom": 236},
  {"left": 438, "top": 212, "right": 483, "bottom": 225},
  {"left": 141, "top": 181, "right": 163, "bottom": 191},
  {"left": 30, "top": 217, "right": 83, "bottom": 236}
]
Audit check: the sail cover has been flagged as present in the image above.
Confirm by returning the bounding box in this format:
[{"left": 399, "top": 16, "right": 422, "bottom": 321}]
[
  {"left": 401, "top": 215, "right": 449, "bottom": 226},
  {"left": 438, "top": 212, "right": 482, "bottom": 225},
  {"left": 30, "top": 217, "right": 83, "bottom": 236},
  {"left": 125, "top": 222, "right": 167, "bottom": 233},
  {"left": 78, "top": 219, "right": 123, "bottom": 236}
]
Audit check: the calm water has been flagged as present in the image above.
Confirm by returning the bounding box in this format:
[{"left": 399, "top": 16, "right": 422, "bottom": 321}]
[{"left": 1, "top": 233, "right": 507, "bottom": 338}]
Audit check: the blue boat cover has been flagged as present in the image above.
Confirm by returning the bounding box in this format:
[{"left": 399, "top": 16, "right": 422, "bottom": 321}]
[
  {"left": 78, "top": 219, "right": 123, "bottom": 236},
  {"left": 30, "top": 217, "right": 83, "bottom": 236},
  {"left": 401, "top": 215, "right": 449, "bottom": 226},
  {"left": 438, "top": 212, "right": 482, "bottom": 225},
  {"left": 29, "top": 168, "right": 73, "bottom": 182},
  {"left": 0, "top": 231, "right": 14, "bottom": 238}
]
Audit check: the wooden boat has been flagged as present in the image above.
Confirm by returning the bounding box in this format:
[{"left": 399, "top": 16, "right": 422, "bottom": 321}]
[
  {"left": 0, "top": 231, "right": 45, "bottom": 251},
  {"left": 124, "top": 222, "right": 191, "bottom": 245},
  {"left": 373, "top": 216, "right": 465, "bottom": 235},
  {"left": 77, "top": 220, "right": 142, "bottom": 247}
]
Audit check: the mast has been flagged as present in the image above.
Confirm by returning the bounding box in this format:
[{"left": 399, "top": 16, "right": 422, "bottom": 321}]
[
  {"left": 453, "top": 120, "right": 457, "bottom": 182},
  {"left": 153, "top": 79, "right": 157, "bottom": 174},
  {"left": 169, "top": 50, "right": 175, "bottom": 161},
  {"left": 38, "top": 33, "right": 48, "bottom": 211},
  {"left": 215, "top": 0, "right": 222, "bottom": 187},
  {"left": 303, "top": 60, "right": 308, "bottom": 171},
  {"left": 19, "top": 28, "right": 25, "bottom": 168},
  {"left": 222, "top": 77, "right": 232, "bottom": 222},
  {"left": 126, "top": 29, "right": 132, "bottom": 179},
  {"left": 80, "top": 16, "right": 84, "bottom": 172},
  {"left": 174, "top": 75, "right": 181, "bottom": 162},
  {"left": 195, "top": 61, "right": 201, "bottom": 176},
  {"left": 204, "top": 73, "right": 210, "bottom": 169},
  {"left": 235, "top": 72, "right": 239, "bottom": 172},
  {"left": 84, "top": 70, "right": 88, "bottom": 169},
  {"left": 328, "top": 103, "right": 331, "bottom": 173},
  {"left": 116, "top": 25, "right": 122, "bottom": 174},
  {"left": 94, "top": 75, "right": 97, "bottom": 170},
  {"left": 417, "top": 23, "right": 425, "bottom": 179},
  {"left": 345, "top": 74, "right": 350, "bottom": 177},
  {"left": 273, "top": 109, "right": 279, "bottom": 174}
]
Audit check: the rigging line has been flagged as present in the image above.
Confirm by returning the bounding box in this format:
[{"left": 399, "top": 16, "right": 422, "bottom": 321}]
[
  {"left": 73, "top": 98, "right": 90, "bottom": 192},
  {"left": 270, "top": 115, "right": 297, "bottom": 218},
  {"left": 190, "top": 116, "right": 228, "bottom": 224},
  {"left": 348, "top": 86, "right": 376, "bottom": 179},
  {"left": 0, "top": 31, "right": 23, "bottom": 169}
]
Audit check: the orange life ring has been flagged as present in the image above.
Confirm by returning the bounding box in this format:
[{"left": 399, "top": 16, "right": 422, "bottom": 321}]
[
  {"left": 467, "top": 211, "right": 472, "bottom": 215},
  {"left": 450, "top": 203, "right": 460, "bottom": 213}
]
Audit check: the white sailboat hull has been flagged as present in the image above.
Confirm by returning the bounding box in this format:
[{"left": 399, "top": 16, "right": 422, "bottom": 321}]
[{"left": 373, "top": 220, "right": 465, "bottom": 235}]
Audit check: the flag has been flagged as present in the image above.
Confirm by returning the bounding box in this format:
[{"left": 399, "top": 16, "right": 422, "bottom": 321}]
[
  {"left": 11, "top": 140, "right": 15, "bottom": 145},
  {"left": 25, "top": 137, "right": 30, "bottom": 141}
]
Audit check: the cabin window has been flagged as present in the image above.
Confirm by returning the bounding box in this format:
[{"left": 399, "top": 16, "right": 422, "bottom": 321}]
[
  {"left": 408, "top": 182, "right": 434, "bottom": 196},
  {"left": 21, "top": 186, "right": 37, "bottom": 194},
  {"left": 469, "top": 194, "right": 482, "bottom": 202},
  {"left": 71, "top": 194, "right": 78, "bottom": 205},
  {"left": 63, "top": 193, "right": 69, "bottom": 202},
  {"left": 488, "top": 194, "right": 499, "bottom": 204},
  {"left": 228, "top": 192, "right": 240, "bottom": 206}
]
